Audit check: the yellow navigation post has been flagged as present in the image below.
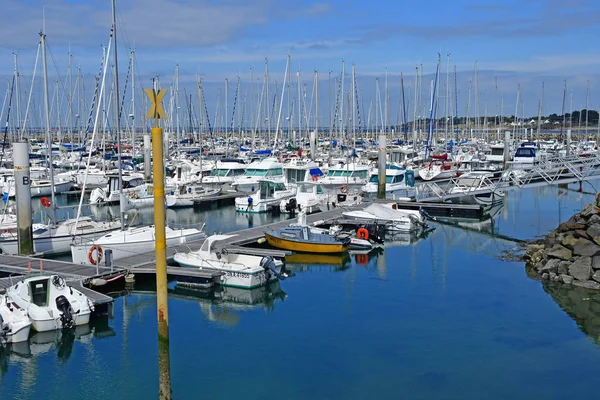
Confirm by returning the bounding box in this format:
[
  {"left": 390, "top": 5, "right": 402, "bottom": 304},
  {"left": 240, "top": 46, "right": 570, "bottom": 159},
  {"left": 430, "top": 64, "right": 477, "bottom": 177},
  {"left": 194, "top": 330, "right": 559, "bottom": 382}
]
[{"left": 145, "top": 87, "right": 171, "bottom": 400}]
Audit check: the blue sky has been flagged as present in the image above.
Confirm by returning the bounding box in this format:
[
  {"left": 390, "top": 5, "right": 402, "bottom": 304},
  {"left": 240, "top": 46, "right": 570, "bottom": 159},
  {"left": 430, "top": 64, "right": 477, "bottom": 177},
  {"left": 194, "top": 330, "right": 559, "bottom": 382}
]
[{"left": 1, "top": 0, "right": 600, "bottom": 122}]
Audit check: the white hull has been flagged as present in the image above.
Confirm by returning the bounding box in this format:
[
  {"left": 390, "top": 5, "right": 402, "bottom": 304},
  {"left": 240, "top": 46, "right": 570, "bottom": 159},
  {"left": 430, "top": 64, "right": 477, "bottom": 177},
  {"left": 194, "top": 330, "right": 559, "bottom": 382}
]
[
  {"left": 319, "top": 181, "right": 365, "bottom": 195},
  {"left": 71, "top": 228, "right": 205, "bottom": 266},
  {"left": 30, "top": 311, "right": 91, "bottom": 333},
  {"left": 30, "top": 180, "right": 74, "bottom": 197},
  {"left": 0, "top": 225, "right": 121, "bottom": 256},
  {"left": 176, "top": 257, "right": 275, "bottom": 288},
  {"left": 418, "top": 167, "right": 458, "bottom": 181}
]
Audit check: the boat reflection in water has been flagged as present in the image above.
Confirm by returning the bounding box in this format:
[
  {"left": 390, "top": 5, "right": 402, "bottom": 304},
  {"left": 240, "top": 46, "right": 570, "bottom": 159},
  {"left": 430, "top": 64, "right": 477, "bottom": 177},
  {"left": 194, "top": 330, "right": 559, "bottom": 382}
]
[
  {"left": 542, "top": 282, "right": 600, "bottom": 344},
  {"left": 0, "top": 317, "right": 115, "bottom": 376},
  {"left": 172, "top": 281, "right": 287, "bottom": 325}
]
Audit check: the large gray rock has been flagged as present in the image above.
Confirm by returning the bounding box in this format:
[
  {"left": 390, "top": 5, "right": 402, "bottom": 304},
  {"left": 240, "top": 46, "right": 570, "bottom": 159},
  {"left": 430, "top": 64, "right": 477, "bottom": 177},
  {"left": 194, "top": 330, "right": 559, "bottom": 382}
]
[
  {"left": 561, "top": 274, "right": 574, "bottom": 284},
  {"left": 558, "top": 221, "right": 586, "bottom": 233},
  {"left": 573, "top": 230, "right": 591, "bottom": 240},
  {"left": 542, "top": 273, "right": 549, "bottom": 280},
  {"left": 587, "top": 224, "right": 600, "bottom": 239},
  {"left": 593, "top": 255, "right": 600, "bottom": 270},
  {"left": 573, "top": 240, "right": 600, "bottom": 257},
  {"left": 588, "top": 214, "right": 600, "bottom": 225},
  {"left": 547, "top": 245, "right": 573, "bottom": 260},
  {"left": 558, "top": 261, "right": 570, "bottom": 275},
  {"left": 539, "top": 259, "right": 561, "bottom": 273},
  {"left": 573, "top": 280, "right": 600, "bottom": 290},
  {"left": 593, "top": 270, "right": 600, "bottom": 283},
  {"left": 561, "top": 235, "right": 580, "bottom": 249},
  {"left": 569, "top": 257, "right": 593, "bottom": 281}
]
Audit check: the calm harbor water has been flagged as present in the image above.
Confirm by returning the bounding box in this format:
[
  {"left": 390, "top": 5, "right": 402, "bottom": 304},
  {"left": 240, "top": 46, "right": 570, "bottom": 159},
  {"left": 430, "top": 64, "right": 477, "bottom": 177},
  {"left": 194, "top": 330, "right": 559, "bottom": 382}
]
[{"left": 2, "top": 183, "right": 600, "bottom": 399}]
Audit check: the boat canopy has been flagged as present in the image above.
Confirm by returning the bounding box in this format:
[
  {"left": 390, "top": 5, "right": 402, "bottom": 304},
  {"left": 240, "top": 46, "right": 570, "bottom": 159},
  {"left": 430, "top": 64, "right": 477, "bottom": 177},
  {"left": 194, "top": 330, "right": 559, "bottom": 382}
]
[{"left": 309, "top": 168, "right": 323, "bottom": 177}]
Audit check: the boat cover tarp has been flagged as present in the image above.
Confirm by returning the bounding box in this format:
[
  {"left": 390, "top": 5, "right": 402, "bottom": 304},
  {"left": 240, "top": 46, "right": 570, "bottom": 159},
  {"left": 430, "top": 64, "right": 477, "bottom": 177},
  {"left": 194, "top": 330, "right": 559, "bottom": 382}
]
[{"left": 309, "top": 168, "right": 324, "bottom": 176}]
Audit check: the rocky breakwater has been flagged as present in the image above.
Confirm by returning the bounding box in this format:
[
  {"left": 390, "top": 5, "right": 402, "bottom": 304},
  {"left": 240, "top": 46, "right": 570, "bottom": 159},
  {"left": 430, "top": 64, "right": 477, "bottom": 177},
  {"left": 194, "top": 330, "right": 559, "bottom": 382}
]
[{"left": 525, "top": 194, "right": 600, "bottom": 290}]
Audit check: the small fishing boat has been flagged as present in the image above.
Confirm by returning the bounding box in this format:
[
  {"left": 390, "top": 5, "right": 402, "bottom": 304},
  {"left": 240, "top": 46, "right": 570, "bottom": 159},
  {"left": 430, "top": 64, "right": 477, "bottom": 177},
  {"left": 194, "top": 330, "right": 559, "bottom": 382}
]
[
  {"left": 342, "top": 203, "right": 426, "bottom": 232},
  {"left": 6, "top": 275, "right": 94, "bottom": 332},
  {"left": 0, "top": 294, "right": 32, "bottom": 343},
  {"left": 165, "top": 184, "right": 222, "bottom": 208},
  {"left": 174, "top": 234, "right": 286, "bottom": 289},
  {"left": 265, "top": 225, "right": 350, "bottom": 253},
  {"left": 235, "top": 180, "right": 295, "bottom": 213}
]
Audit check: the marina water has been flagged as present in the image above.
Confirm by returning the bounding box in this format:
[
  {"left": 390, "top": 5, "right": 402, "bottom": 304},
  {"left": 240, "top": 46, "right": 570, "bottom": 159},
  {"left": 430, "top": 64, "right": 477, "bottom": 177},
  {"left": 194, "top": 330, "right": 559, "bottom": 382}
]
[{"left": 2, "top": 183, "right": 600, "bottom": 399}]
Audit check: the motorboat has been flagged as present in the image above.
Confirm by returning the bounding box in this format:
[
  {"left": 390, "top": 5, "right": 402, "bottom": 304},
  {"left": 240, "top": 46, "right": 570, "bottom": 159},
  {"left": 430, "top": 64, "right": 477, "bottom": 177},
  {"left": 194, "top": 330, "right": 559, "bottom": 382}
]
[
  {"left": 342, "top": 203, "right": 426, "bottom": 232},
  {"left": 448, "top": 171, "right": 505, "bottom": 205},
  {"left": 166, "top": 184, "right": 222, "bottom": 208},
  {"left": 317, "top": 192, "right": 362, "bottom": 213},
  {"left": 173, "top": 234, "right": 286, "bottom": 289},
  {"left": 89, "top": 173, "right": 146, "bottom": 204},
  {"left": 361, "top": 166, "right": 416, "bottom": 200},
  {"left": 71, "top": 224, "right": 206, "bottom": 266},
  {"left": 280, "top": 182, "right": 328, "bottom": 214},
  {"left": 0, "top": 294, "right": 32, "bottom": 343},
  {"left": 6, "top": 275, "right": 94, "bottom": 332},
  {"left": 201, "top": 158, "right": 247, "bottom": 190},
  {"left": 265, "top": 225, "right": 350, "bottom": 253},
  {"left": 231, "top": 158, "right": 284, "bottom": 193},
  {"left": 235, "top": 180, "right": 295, "bottom": 213},
  {"left": 417, "top": 154, "right": 460, "bottom": 181},
  {"left": 318, "top": 162, "right": 370, "bottom": 194}
]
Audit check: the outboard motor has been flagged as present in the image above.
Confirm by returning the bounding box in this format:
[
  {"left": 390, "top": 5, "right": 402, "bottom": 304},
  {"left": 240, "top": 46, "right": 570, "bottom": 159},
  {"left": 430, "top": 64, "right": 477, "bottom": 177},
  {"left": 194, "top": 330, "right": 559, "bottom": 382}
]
[
  {"left": 55, "top": 295, "right": 75, "bottom": 330},
  {"left": 286, "top": 198, "right": 297, "bottom": 217},
  {"left": 260, "top": 256, "right": 287, "bottom": 280}
]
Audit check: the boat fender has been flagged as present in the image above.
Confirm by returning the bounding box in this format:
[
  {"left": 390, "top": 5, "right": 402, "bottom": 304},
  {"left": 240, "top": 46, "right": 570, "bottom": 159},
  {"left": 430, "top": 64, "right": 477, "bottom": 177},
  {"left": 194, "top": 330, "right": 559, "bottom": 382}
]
[
  {"left": 357, "top": 228, "right": 369, "bottom": 240},
  {"left": 88, "top": 245, "right": 103, "bottom": 265},
  {"left": 257, "top": 237, "right": 267, "bottom": 244},
  {"left": 312, "top": 175, "right": 318, "bottom": 182},
  {"left": 90, "top": 278, "right": 107, "bottom": 287}
]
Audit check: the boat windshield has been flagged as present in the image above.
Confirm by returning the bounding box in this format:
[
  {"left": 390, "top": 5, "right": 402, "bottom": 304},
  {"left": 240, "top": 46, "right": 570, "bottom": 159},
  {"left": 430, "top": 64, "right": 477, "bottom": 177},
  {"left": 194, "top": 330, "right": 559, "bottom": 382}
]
[
  {"left": 211, "top": 169, "right": 229, "bottom": 177},
  {"left": 245, "top": 169, "right": 267, "bottom": 177},
  {"left": 515, "top": 148, "right": 536, "bottom": 158}
]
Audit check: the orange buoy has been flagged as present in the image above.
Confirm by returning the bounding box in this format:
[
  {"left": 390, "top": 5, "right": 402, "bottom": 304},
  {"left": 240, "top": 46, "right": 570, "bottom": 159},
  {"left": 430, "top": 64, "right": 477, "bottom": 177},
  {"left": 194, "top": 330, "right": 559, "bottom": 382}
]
[
  {"left": 40, "top": 197, "right": 51, "bottom": 207},
  {"left": 88, "top": 245, "right": 103, "bottom": 265},
  {"left": 357, "top": 227, "right": 369, "bottom": 240}
]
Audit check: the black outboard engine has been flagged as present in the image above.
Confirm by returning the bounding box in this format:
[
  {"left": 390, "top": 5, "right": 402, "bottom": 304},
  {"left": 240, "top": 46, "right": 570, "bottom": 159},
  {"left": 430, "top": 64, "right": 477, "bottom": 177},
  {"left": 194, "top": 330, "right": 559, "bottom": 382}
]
[
  {"left": 55, "top": 295, "right": 75, "bottom": 329},
  {"left": 260, "top": 256, "right": 287, "bottom": 281},
  {"left": 286, "top": 198, "right": 297, "bottom": 217}
]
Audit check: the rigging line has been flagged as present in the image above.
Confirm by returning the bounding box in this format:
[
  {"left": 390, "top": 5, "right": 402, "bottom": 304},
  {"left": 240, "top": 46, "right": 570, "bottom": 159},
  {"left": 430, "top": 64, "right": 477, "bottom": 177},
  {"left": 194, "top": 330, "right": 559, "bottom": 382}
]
[{"left": 0, "top": 76, "right": 15, "bottom": 165}]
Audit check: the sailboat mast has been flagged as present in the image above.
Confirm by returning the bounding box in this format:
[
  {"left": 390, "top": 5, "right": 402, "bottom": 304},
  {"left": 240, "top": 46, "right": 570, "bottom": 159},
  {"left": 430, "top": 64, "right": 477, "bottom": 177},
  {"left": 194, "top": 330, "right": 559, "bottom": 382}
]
[
  {"left": 40, "top": 31, "right": 56, "bottom": 223},
  {"left": 111, "top": 0, "right": 125, "bottom": 228}
]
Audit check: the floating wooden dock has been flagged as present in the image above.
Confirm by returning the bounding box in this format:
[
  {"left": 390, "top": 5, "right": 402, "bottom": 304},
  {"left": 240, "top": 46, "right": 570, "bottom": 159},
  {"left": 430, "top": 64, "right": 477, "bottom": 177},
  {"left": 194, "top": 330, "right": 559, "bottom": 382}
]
[{"left": 0, "top": 205, "right": 359, "bottom": 293}]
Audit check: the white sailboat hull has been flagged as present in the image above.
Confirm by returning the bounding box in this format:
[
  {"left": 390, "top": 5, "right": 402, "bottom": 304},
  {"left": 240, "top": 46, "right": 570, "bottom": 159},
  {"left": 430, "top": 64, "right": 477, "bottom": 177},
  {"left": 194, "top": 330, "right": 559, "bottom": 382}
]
[{"left": 71, "top": 228, "right": 205, "bottom": 266}]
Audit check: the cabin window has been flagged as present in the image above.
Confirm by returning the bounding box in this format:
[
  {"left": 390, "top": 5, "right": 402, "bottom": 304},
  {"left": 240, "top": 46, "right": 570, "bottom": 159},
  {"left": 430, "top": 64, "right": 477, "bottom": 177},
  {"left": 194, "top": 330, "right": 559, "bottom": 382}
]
[
  {"left": 266, "top": 168, "right": 283, "bottom": 177},
  {"left": 515, "top": 148, "right": 535, "bottom": 158},
  {"left": 491, "top": 148, "right": 504, "bottom": 156},
  {"left": 369, "top": 175, "right": 378, "bottom": 183},
  {"left": 316, "top": 185, "right": 324, "bottom": 194},
  {"left": 212, "top": 169, "right": 228, "bottom": 177},
  {"left": 392, "top": 175, "right": 404, "bottom": 184},
  {"left": 353, "top": 171, "right": 368, "bottom": 179},
  {"left": 33, "top": 228, "right": 48, "bottom": 235},
  {"left": 30, "top": 279, "right": 49, "bottom": 307},
  {"left": 274, "top": 182, "right": 287, "bottom": 191}
]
